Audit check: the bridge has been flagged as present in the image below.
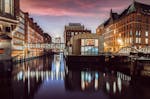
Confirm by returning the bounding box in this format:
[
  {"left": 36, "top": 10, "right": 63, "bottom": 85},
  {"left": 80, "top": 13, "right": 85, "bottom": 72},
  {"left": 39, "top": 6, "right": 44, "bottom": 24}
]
[
  {"left": 25, "top": 43, "right": 65, "bottom": 52},
  {"left": 25, "top": 43, "right": 150, "bottom": 55}
]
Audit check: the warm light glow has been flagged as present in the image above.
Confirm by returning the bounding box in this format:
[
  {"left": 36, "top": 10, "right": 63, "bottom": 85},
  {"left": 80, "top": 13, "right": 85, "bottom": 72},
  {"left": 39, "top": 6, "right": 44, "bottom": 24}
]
[{"left": 117, "top": 38, "right": 123, "bottom": 45}]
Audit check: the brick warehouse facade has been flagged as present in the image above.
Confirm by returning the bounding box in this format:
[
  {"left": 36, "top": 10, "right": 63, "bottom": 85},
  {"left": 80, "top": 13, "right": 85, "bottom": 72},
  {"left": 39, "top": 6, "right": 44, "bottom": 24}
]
[
  {"left": 96, "top": 1, "right": 150, "bottom": 53},
  {"left": 0, "top": 0, "right": 51, "bottom": 60}
]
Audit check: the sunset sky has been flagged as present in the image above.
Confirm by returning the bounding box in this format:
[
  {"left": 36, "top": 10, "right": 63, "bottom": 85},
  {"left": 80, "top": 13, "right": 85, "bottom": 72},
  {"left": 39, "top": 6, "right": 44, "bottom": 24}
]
[{"left": 20, "top": 0, "right": 150, "bottom": 39}]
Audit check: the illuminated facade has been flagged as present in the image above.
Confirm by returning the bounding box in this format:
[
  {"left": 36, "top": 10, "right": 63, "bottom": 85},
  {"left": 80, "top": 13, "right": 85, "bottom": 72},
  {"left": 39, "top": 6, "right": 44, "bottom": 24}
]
[
  {"left": 67, "top": 33, "right": 104, "bottom": 55},
  {"left": 11, "top": 11, "right": 26, "bottom": 59},
  {"left": 64, "top": 23, "right": 91, "bottom": 46},
  {"left": 96, "top": 1, "right": 150, "bottom": 53},
  {"left": 0, "top": 0, "right": 19, "bottom": 60},
  {"left": 81, "top": 39, "right": 99, "bottom": 55},
  {"left": 25, "top": 13, "right": 44, "bottom": 58}
]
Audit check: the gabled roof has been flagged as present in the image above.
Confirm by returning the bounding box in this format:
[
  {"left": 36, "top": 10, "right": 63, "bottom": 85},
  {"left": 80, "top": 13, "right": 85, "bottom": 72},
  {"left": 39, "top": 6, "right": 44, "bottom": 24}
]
[{"left": 103, "top": 1, "right": 150, "bottom": 27}]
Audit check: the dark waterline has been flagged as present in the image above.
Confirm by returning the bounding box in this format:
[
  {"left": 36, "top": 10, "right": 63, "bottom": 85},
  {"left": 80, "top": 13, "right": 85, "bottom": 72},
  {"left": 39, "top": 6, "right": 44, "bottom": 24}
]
[{"left": 0, "top": 54, "right": 150, "bottom": 99}]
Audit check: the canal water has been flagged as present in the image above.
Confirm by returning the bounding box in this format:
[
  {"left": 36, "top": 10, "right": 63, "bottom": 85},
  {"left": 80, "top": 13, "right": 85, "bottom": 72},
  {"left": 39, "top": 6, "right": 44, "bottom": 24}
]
[{"left": 0, "top": 53, "right": 150, "bottom": 99}]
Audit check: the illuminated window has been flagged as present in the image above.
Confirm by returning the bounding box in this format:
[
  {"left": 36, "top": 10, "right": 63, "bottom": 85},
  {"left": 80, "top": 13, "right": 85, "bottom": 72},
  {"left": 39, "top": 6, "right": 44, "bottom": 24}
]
[
  {"left": 139, "top": 38, "right": 141, "bottom": 43},
  {"left": 145, "top": 31, "right": 149, "bottom": 37},
  {"left": 5, "top": 0, "right": 11, "bottom": 13},
  {"left": 75, "top": 32, "right": 78, "bottom": 35},
  {"left": 71, "top": 32, "right": 74, "bottom": 36},
  {"left": 145, "top": 38, "right": 148, "bottom": 44},
  {"left": 130, "top": 37, "right": 132, "bottom": 43},
  {"left": 130, "top": 30, "right": 132, "bottom": 36},
  {"left": 81, "top": 39, "right": 99, "bottom": 55}
]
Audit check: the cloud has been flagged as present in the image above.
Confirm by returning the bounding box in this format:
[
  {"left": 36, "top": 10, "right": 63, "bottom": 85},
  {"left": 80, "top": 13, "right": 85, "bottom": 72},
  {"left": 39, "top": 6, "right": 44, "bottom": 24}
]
[
  {"left": 20, "top": 0, "right": 150, "bottom": 39},
  {"left": 20, "top": 0, "right": 133, "bottom": 17}
]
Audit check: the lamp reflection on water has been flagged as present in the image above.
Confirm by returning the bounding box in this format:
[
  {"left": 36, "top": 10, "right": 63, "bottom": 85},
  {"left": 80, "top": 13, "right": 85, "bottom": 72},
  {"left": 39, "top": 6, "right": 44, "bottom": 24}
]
[{"left": 81, "top": 71, "right": 99, "bottom": 91}]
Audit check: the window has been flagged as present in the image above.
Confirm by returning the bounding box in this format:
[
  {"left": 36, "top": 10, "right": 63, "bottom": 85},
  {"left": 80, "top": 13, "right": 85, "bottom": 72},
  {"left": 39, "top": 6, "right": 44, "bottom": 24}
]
[
  {"left": 130, "top": 30, "right": 132, "bottom": 36},
  {"left": 136, "top": 38, "right": 138, "bottom": 43},
  {"left": 145, "top": 31, "right": 149, "bottom": 37},
  {"left": 139, "top": 31, "right": 141, "bottom": 36},
  {"left": 139, "top": 38, "right": 141, "bottom": 43},
  {"left": 5, "top": 27, "right": 11, "bottom": 32},
  {"left": 81, "top": 39, "right": 99, "bottom": 55},
  {"left": 71, "top": 32, "right": 74, "bottom": 36},
  {"left": 5, "top": 0, "right": 11, "bottom": 13},
  {"left": 4, "top": 0, "right": 14, "bottom": 15},
  {"left": 145, "top": 38, "right": 148, "bottom": 44},
  {"left": 75, "top": 32, "right": 78, "bottom": 35},
  {"left": 130, "top": 37, "right": 132, "bottom": 43}
]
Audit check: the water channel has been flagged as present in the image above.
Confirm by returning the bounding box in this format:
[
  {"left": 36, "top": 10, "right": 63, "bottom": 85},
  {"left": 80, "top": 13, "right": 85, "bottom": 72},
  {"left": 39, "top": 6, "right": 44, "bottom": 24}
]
[{"left": 0, "top": 53, "right": 150, "bottom": 99}]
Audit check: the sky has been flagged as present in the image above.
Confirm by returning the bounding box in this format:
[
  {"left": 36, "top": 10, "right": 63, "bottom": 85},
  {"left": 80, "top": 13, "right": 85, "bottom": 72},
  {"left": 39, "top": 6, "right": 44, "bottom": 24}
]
[{"left": 20, "top": 0, "right": 150, "bottom": 39}]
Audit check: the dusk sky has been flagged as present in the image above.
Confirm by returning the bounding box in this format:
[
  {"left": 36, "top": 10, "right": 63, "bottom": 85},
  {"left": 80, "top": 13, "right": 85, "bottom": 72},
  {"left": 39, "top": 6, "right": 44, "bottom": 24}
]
[{"left": 21, "top": 0, "right": 150, "bottom": 39}]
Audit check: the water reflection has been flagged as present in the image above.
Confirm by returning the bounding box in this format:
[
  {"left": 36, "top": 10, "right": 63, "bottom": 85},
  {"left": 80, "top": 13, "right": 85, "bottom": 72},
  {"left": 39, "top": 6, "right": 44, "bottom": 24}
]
[
  {"left": 65, "top": 69, "right": 132, "bottom": 95},
  {"left": 0, "top": 54, "right": 150, "bottom": 99}
]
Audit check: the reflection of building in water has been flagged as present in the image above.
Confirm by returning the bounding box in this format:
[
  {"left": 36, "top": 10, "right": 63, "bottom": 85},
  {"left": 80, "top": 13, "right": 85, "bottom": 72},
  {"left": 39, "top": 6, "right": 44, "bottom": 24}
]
[
  {"left": 0, "top": 72, "right": 43, "bottom": 99},
  {"left": 65, "top": 69, "right": 131, "bottom": 94},
  {"left": 15, "top": 55, "right": 65, "bottom": 82}
]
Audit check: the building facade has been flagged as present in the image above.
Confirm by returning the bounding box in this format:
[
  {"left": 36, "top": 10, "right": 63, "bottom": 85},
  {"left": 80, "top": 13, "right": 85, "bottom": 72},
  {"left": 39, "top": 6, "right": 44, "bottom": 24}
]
[
  {"left": 11, "top": 10, "right": 26, "bottom": 59},
  {"left": 96, "top": 1, "right": 150, "bottom": 53},
  {"left": 67, "top": 33, "right": 104, "bottom": 55},
  {"left": 0, "top": 0, "right": 46, "bottom": 61},
  {"left": 0, "top": 0, "right": 19, "bottom": 60},
  {"left": 64, "top": 23, "right": 91, "bottom": 46},
  {"left": 25, "top": 13, "right": 44, "bottom": 58}
]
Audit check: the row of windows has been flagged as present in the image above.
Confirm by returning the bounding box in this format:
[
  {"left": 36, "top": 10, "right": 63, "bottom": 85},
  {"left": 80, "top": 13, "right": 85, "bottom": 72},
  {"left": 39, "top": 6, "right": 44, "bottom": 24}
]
[
  {"left": 135, "top": 38, "right": 149, "bottom": 44},
  {"left": 13, "top": 38, "right": 24, "bottom": 45},
  {"left": 116, "top": 14, "right": 149, "bottom": 27},
  {"left": 67, "top": 32, "right": 85, "bottom": 36},
  {"left": 133, "top": 31, "right": 149, "bottom": 37}
]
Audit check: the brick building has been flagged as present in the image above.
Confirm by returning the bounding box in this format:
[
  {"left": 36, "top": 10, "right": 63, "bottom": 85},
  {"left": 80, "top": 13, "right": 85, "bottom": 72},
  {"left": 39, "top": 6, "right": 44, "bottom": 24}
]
[
  {"left": 64, "top": 23, "right": 91, "bottom": 46},
  {"left": 0, "top": 0, "right": 50, "bottom": 60},
  {"left": 96, "top": 1, "right": 150, "bottom": 53},
  {"left": 24, "top": 13, "right": 44, "bottom": 58}
]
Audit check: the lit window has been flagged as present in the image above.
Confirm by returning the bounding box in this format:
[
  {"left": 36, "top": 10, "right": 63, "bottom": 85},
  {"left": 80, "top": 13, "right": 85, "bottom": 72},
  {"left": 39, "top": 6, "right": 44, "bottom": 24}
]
[
  {"left": 145, "top": 31, "right": 149, "bottom": 37},
  {"left": 130, "top": 30, "right": 132, "bottom": 36},
  {"left": 71, "top": 32, "right": 74, "bottom": 36},
  {"left": 139, "top": 38, "right": 141, "bottom": 43},
  {"left": 145, "top": 38, "right": 148, "bottom": 44},
  {"left": 130, "top": 37, "right": 132, "bottom": 43},
  {"left": 5, "top": 0, "right": 11, "bottom": 14},
  {"left": 139, "top": 31, "right": 141, "bottom": 36},
  {"left": 136, "top": 38, "right": 138, "bottom": 43},
  {"left": 136, "top": 31, "right": 138, "bottom": 36}
]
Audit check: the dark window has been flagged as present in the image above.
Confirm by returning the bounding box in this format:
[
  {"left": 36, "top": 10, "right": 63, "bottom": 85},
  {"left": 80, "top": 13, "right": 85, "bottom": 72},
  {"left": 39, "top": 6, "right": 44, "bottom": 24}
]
[{"left": 5, "top": 27, "right": 11, "bottom": 32}]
